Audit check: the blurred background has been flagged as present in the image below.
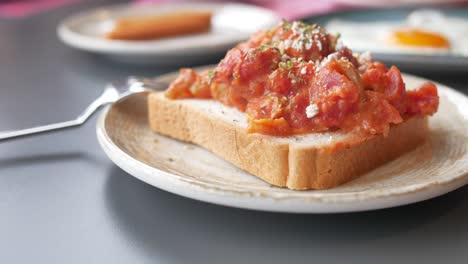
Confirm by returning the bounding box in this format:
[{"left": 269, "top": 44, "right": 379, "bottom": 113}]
[
  {"left": 1, "top": 0, "right": 468, "bottom": 19},
  {"left": 3, "top": 0, "right": 468, "bottom": 71},
  {"left": 0, "top": 1, "right": 467, "bottom": 264}
]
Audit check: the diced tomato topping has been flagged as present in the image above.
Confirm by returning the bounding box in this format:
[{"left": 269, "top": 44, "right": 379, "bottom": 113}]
[
  {"left": 165, "top": 68, "right": 197, "bottom": 99},
  {"left": 406, "top": 82, "right": 439, "bottom": 116},
  {"left": 246, "top": 93, "right": 285, "bottom": 119},
  {"left": 287, "top": 89, "right": 311, "bottom": 130},
  {"left": 247, "top": 118, "right": 291, "bottom": 136},
  {"left": 343, "top": 91, "right": 403, "bottom": 136},
  {"left": 361, "top": 62, "right": 390, "bottom": 94},
  {"left": 165, "top": 21, "right": 439, "bottom": 137},
  {"left": 385, "top": 66, "right": 407, "bottom": 114}
]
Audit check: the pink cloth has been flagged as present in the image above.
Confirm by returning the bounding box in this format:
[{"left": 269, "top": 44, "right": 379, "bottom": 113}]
[
  {"left": 2, "top": 0, "right": 338, "bottom": 19},
  {"left": 4, "top": 0, "right": 467, "bottom": 20},
  {"left": 136, "top": 0, "right": 347, "bottom": 19},
  {"left": 252, "top": 1, "right": 346, "bottom": 19},
  {"left": 136, "top": 0, "right": 468, "bottom": 19},
  {"left": 0, "top": 0, "right": 79, "bottom": 18}
]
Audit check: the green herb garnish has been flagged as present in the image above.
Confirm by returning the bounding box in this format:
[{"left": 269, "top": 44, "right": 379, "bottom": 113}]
[
  {"left": 207, "top": 70, "right": 217, "bottom": 84},
  {"left": 281, "top": 18, "right": 291, "bottom": 30}
]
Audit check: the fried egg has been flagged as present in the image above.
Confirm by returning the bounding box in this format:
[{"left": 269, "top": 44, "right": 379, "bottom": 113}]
[{"left": 326, "top": 9, "right": 468, "bottom": 56}]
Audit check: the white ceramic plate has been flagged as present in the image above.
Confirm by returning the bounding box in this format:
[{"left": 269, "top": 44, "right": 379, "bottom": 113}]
[
  {"left": 97, "top": 71, "right": 468, "bottom": 213},
  {"left": 57, "top": 3, "right": 279, "bottom": 64}
]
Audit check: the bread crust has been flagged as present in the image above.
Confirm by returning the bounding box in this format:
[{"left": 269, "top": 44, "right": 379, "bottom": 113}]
[{"left": 148, "top": 92, "right": 429, "bottom": 190}]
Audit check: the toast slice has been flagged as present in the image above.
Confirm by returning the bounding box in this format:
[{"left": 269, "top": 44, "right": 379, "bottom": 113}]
[{"left": 148, "top": 92, "right": 428, "bottom": 190}]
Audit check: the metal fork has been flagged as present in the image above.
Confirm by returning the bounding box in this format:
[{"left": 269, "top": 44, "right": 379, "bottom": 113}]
[{"left": 0, "top": 77, "right": 166, "bottom": 142}]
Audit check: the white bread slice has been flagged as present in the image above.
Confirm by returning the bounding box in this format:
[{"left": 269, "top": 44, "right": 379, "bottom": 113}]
[{"left": 148, "top": 92, "right": 429, "bottom": 190}]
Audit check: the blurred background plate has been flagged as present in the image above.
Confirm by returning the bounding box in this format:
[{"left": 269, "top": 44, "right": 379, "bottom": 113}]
[
  {"left": 302, "top": 7, "right": 468, "bottom": 72},
  {"left": 57, "top": 2, "right": 279, "bottom": 65}
]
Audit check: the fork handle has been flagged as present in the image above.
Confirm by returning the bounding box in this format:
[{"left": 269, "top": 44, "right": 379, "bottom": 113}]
[
  {"left": 0, "top": 120, "right": 84, "bottom": 142},
  {"left": 0, "top": 88, "right": 115, "bottom": 142}
]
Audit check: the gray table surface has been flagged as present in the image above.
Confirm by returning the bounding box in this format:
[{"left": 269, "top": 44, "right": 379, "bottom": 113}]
[{"left": 1, "top": 1, "right": 467, "bottom": 263}]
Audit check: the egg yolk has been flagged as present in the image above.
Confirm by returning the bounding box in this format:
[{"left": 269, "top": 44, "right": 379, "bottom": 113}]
[{"left": 387, "top": 29, "right": 450, "bottom": 48}]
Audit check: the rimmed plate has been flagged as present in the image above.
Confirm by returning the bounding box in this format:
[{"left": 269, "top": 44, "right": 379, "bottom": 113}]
[
  {"left": 97, "top": 70, "right": 468, "bottom": 213},
  {"left": 302, "top": 7, "right": 468, "bottom": 72},
  {"left": 57, "top": 3, "right": 279, "bottom": 64}
]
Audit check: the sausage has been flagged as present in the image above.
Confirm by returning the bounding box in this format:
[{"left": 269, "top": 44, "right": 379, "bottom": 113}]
[{"left": 106, "top": 11, "right": 212, "bottom": 40}]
